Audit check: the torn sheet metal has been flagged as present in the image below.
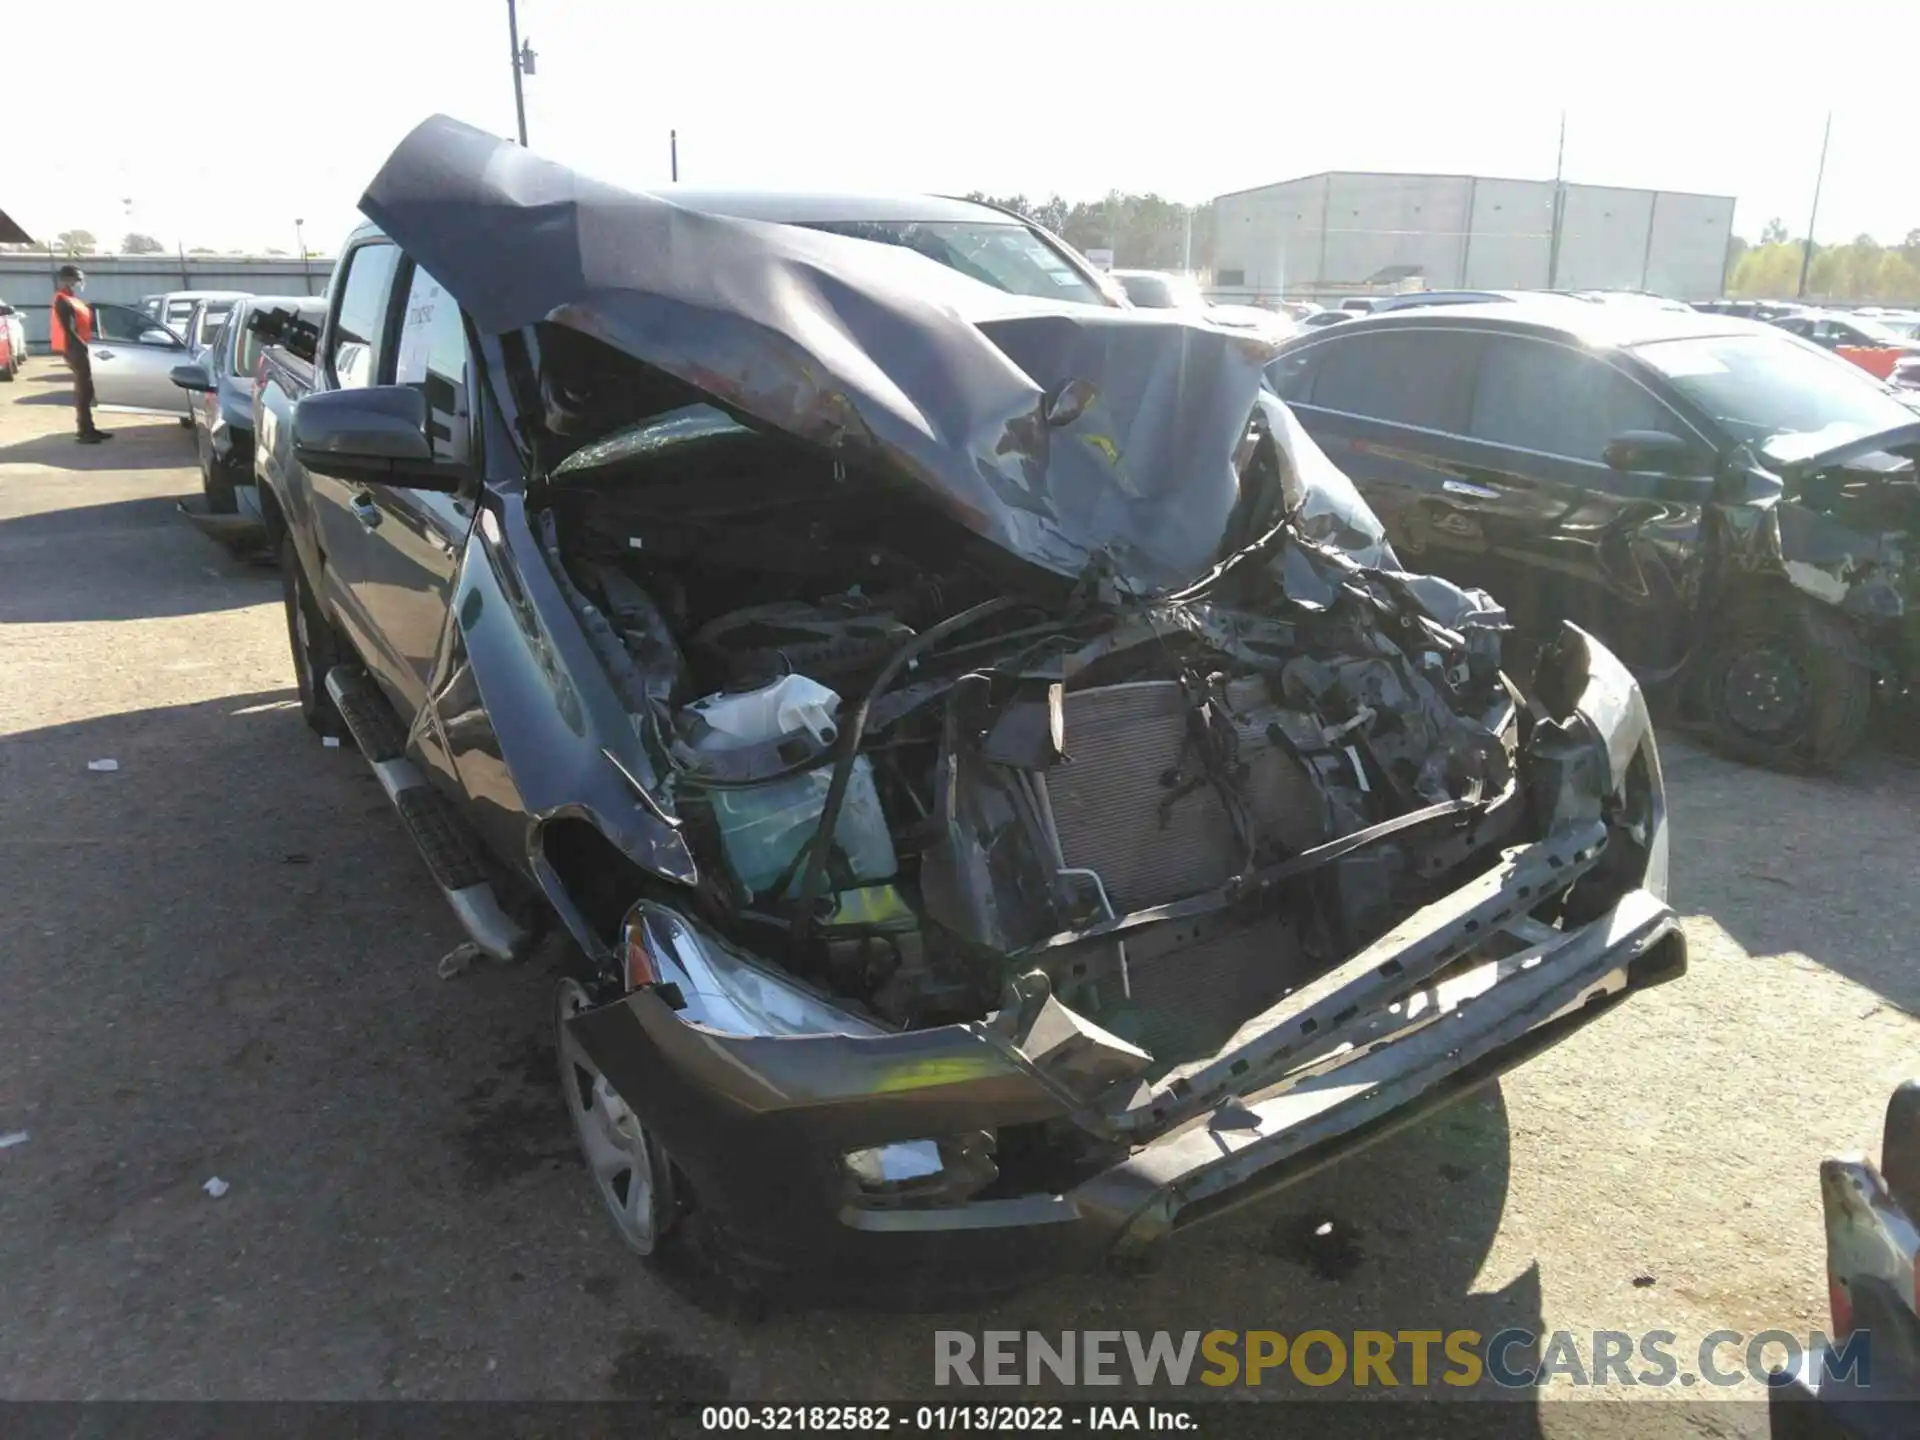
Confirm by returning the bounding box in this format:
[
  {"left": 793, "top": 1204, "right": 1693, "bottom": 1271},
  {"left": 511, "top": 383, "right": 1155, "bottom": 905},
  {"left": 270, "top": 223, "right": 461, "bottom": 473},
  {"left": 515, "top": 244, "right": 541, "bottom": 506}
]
[{"left": 360, "top": 115, "right": 1376, "bottom": 593}]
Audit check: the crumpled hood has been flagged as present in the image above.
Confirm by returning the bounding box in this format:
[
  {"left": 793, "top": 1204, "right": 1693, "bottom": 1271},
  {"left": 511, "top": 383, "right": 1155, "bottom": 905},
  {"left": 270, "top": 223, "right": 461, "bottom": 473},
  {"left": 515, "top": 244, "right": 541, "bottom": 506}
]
[
  {"left": 1762, "top": 419, "right": 1920, "bottom": 477},
  {"left": 359, "top": 115, "right": 1380, "bottom": 587}
]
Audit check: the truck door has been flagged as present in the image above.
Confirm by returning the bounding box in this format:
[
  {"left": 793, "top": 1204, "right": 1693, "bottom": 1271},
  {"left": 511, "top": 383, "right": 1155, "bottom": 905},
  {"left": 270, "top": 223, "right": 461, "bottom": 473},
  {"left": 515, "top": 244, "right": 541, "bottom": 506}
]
[
  {"left": 337, "top": 258, "right": 478, "bottom": 718},
  {"left": 308, "top": 239, "right": 406, "bottom": 680}
]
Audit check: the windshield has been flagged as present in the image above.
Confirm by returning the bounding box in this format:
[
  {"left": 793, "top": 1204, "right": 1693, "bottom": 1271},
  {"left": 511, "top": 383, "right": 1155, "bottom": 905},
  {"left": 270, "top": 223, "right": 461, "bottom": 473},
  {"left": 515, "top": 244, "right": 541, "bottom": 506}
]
[
  {"left": 1116, "top": 273, "right": 1207, "bottom": 310},
  {"left": 1633, "top": 331, "right": 1918, "bottom": 456},
  {"left": 234, "top": 303, "right": 323, "bottom": 377},
  {"left": 1875, "top": 317, "right": 1920, "bottom": 340},
  {"left": 235, "top": 321, "right": 263, "bottom": 377},
  {"left": 800, "top": 219, "right": 1107, "bottom": 306},
  {"left": 198, "top": 304, "right": 234, "bottom": 342}
]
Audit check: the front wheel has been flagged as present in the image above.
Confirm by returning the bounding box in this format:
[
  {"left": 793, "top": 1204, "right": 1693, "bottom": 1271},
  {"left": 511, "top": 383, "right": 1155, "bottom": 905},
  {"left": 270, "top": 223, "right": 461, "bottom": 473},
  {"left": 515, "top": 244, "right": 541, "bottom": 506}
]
[
  {"left": 557, "top": 976, "right": 682, "bottom": 1258},
  {"left": 1704, "top": 599, "right": 1874, "bottom": 772}
]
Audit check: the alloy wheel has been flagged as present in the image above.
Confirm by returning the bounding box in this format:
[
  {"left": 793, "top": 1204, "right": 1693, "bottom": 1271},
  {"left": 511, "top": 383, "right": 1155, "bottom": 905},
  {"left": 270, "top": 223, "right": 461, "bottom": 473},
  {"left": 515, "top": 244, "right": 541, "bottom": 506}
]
[{"left": 556, "top": 978, "right": 671, "bottom": 1254}]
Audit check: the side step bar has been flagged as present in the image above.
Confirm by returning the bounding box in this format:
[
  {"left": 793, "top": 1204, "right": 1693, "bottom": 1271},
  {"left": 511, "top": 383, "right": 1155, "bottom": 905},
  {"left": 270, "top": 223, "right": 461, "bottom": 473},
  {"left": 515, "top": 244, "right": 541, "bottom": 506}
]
[{"left": 324, "top": 665, "right": 530, "bottom": 963}]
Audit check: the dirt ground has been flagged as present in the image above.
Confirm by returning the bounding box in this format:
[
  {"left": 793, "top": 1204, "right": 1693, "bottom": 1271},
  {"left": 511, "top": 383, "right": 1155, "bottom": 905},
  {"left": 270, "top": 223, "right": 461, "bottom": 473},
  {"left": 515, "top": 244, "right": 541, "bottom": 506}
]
[{"left": 2, "top": 360, "right": 1916, "bottom": 1433}]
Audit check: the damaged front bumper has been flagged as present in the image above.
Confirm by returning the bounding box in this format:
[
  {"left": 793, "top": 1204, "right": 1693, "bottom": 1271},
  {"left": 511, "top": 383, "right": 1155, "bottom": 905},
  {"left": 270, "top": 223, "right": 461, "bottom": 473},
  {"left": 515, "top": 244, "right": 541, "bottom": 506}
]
[{"left": 565, "top": 627, "right": 1686, "bottom": 1291}]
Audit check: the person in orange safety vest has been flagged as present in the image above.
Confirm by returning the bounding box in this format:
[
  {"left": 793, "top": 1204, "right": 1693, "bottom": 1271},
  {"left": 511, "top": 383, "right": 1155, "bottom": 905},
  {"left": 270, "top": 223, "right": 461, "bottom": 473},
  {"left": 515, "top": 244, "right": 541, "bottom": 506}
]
[{"left": 51, "top": 264, "right": 111, "bottom": 444}]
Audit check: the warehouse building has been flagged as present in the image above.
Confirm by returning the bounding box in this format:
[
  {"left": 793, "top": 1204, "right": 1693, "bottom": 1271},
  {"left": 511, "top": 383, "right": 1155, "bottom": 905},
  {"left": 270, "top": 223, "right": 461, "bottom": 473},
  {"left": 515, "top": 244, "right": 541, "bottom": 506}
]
[{"left": 1210, "top": 171, "right": 1736, "bottom": 300}]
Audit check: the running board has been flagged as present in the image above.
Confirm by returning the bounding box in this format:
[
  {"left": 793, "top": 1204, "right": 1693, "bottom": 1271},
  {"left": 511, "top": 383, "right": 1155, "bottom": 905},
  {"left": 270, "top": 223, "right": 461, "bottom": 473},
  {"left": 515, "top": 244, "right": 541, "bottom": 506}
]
[{"left": 324, "top": 665, "right": 530, "bottom": 964}]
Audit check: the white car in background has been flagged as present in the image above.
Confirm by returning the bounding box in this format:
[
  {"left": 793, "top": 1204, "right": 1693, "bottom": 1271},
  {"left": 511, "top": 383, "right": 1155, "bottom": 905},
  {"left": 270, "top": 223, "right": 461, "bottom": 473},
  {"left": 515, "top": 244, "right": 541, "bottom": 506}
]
[
  {"left": 139, "top": 290, "right": 250, "bottom": 338},
  {"left": 1109, "top": 269, "right": 1297, "bottom": 340},
  {"left": 0, "top": 297, "right": 26, "bottom": 378}
]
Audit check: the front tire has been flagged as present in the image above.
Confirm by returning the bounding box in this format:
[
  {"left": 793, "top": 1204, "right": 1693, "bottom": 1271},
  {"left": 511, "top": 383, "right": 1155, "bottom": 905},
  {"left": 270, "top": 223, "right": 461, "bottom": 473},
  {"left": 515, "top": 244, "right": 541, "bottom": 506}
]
[
  {"left": 556, "top": 976, "right": 682, "bottom": 1259},
  {"left": 279, "top": 532, "right": 344, "bottom": 736},
  {"left": 1704, "top": 598, "right": 1873, "bottom": 772}
]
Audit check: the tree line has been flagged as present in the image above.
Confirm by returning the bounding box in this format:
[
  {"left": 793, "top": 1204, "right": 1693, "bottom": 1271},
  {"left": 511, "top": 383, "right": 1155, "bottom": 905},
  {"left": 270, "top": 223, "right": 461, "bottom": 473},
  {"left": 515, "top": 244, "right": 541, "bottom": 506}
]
[
  {"left": 1726, "top": 220, "right": 1920, "bottom": 302},
  {"left": 0, "top": 230, "right": 288, "bottom": 257},
  {"left": 963, "top": 192, "right": 1212, "bottom": 272}
]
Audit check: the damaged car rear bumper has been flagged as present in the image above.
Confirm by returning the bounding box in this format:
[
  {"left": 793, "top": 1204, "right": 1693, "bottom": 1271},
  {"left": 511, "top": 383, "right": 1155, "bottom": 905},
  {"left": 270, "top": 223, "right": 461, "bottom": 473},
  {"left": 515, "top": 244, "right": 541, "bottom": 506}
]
[{"left": 567, "top": 872, "right": 1684, "bottom": 1293}]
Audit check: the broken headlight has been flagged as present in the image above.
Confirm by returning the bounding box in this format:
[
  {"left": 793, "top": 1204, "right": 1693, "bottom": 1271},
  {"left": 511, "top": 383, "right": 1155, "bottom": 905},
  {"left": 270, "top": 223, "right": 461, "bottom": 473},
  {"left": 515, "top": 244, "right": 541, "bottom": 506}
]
[
  {"left": 621, "top": 902, "right": 886, "bottom": 1038},
  {"left": 1527, "top": 625, "right": 1668, "bottom": 902}
]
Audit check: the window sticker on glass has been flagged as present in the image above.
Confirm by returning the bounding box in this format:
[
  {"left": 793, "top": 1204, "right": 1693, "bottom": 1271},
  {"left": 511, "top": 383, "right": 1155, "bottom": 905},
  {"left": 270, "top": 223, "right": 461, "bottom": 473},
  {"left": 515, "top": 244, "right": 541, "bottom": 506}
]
[{"left": 1640, "top": 348, "right": 1728, "bottom": 378}]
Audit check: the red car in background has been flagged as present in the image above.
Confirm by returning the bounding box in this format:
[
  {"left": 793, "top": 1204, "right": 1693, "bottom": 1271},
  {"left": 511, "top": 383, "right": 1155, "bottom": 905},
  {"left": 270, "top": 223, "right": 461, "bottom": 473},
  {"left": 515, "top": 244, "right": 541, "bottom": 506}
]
[{"left": 1773, "top": 311, "right": 1920, "bottom": 382}]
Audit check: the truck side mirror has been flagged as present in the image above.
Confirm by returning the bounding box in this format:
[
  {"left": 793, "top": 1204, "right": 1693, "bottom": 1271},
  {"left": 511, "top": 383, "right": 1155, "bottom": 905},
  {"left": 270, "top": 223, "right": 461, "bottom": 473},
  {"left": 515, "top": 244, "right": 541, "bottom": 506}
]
[{"left": 292, "top": 385, "right": 465, "bottom": 492}]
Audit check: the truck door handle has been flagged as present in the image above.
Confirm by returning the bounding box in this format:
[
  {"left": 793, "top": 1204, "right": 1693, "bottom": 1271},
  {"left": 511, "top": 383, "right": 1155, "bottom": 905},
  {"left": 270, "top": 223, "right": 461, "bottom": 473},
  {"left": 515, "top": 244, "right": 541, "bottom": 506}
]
[
  {"left": 349, "top": 492, "right": 383, "bottom": 531},
  {"left": 1442, "top": 479, "right": 1501, "bottom": 500},
  {"left": 92, "top": 348, "right": 115, "bottom": 361}
]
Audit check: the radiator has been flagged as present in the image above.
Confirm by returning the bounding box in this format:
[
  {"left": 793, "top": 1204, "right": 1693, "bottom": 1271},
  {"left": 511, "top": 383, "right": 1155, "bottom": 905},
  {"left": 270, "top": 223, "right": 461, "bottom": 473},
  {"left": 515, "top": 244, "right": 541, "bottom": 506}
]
[
  {"left": 1046, "top": 680, "right": 1329, "bottom": 913},
  {"left": 1113, "top": 913, "right": 1312, "bottom": 1067}
]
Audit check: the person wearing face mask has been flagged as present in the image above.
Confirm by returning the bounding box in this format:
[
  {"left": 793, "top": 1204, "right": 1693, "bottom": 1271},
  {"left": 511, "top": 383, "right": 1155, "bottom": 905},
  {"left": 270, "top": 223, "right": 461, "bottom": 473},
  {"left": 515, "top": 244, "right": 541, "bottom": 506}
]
[{"left": 50, "top": 264, "right": 111, "bottom": 444}]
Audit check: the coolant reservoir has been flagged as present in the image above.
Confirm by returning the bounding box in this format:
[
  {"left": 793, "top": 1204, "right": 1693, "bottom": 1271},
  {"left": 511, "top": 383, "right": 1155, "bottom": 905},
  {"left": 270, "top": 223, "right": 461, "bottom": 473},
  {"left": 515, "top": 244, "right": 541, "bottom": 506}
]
[
  {"left": 685, "top": 674, "right": 842, "bottom": 750},
  {"left": 684, "top": 677, "right": 898, "bottom": 901}
]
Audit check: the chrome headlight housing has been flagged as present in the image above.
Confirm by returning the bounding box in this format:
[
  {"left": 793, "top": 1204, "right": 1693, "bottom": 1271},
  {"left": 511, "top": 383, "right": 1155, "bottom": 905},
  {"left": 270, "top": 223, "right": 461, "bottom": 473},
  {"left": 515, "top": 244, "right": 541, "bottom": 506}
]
[
  {"left": 1526, "top": 625, "right": 1668, "bottom": 902},
  {"left": 621, "top": 901, "right": 885, "bottom": 1038}
]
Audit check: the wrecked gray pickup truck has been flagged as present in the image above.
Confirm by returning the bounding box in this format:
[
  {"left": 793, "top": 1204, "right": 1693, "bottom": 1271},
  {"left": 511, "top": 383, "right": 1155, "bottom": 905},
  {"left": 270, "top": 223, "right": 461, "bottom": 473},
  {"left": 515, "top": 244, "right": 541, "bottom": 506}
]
[{"left": 259, "top": 115, "right": 1686, "bottom": 1297}]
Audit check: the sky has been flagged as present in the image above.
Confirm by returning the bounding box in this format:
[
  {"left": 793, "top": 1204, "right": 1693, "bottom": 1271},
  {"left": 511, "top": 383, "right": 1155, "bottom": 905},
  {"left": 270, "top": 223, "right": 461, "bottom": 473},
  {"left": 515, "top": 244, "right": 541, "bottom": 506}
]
[{"left": 7, "top": 0, "right": 1915, "bottom": 257}]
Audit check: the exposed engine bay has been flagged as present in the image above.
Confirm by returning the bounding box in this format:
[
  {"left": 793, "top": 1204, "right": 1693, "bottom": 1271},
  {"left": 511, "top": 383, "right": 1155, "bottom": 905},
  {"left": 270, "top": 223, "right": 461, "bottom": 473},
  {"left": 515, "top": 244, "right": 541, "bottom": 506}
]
[{"left": 538, "top": 394, "right": 1529, "bottom": 1069}]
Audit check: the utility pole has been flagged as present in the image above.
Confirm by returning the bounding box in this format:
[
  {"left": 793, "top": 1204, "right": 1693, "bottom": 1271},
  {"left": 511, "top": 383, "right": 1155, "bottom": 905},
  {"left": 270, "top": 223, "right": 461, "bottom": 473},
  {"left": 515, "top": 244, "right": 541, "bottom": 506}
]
[
  {"left": 507, "top": 0, "right": 529, "bottom": 146},
  {"left": 295, "top": 219, "right": 313, "bottom": 294},
  {"left": 1182, "top": 206, "right": 1193, "bottom": 275},
  {"left": 670, "top": 129, "right": 679, "bottom": 182},
  {"left": 1546, "top": 111, "right": 1567, "bottom": 290},
  {"left": 1797, "top": 112, "right": 1832, "bottom": 300}
]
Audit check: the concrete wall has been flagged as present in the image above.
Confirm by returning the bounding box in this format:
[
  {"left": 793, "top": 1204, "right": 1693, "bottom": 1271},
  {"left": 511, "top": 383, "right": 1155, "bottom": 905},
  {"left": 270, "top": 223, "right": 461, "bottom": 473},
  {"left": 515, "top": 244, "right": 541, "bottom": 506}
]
[
  {"left": 1555, "top": 185, "right": 1655, "bottom": 290},
  {"left": 1461, "top": 178, "right": 1555, "bottom": 289},
  {"left": 1211, "top": 172, "right": 1735, "bottom": 299},
  {"left": 1641, "top": 191, "right": 1738, "bottom": 299},
  {"left": 1213, "top": 179, "right": 1323, "bottom": 293},
  {"left": 1321, "top": 172, "right": 1477, "bottom": 296},
  {"left": 0, "top": 255, "right": 336, "bottom": 350}
]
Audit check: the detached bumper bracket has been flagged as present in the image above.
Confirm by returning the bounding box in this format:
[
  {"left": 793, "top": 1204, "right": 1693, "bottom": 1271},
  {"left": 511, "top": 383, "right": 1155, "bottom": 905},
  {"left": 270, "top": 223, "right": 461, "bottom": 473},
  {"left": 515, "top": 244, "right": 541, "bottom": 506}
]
[{"left": 1105, "top": 818, "right": 1611, "bottom": 1136}]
